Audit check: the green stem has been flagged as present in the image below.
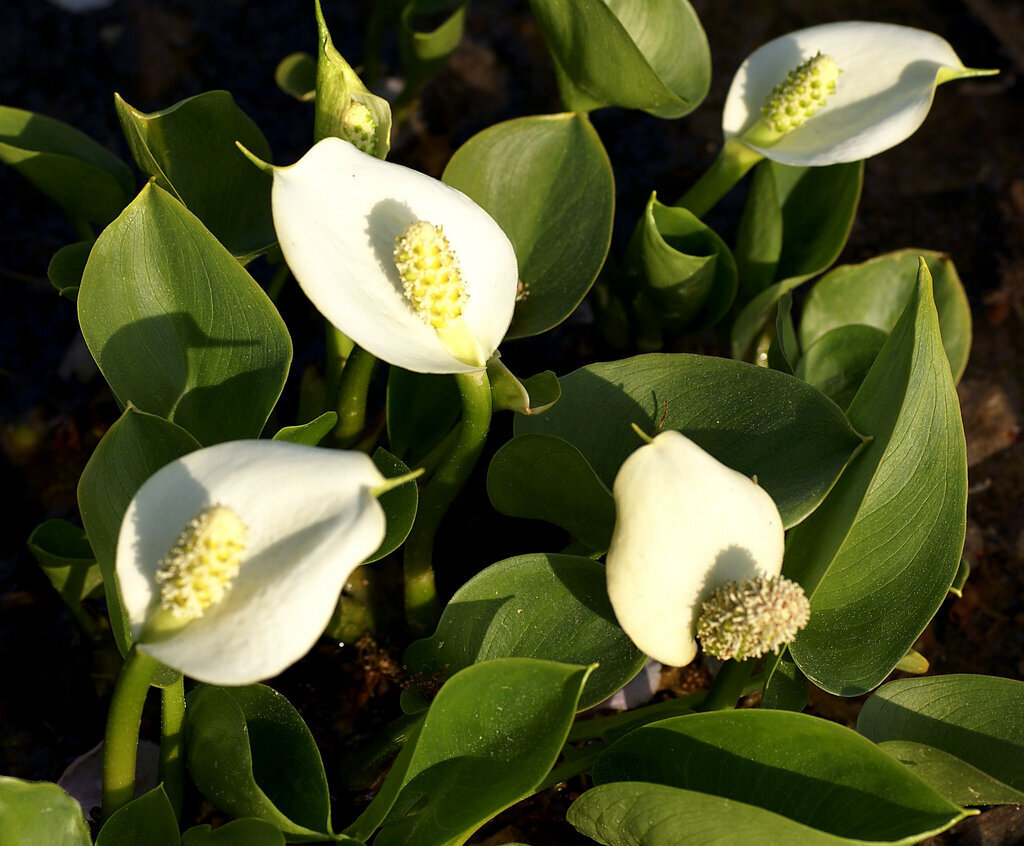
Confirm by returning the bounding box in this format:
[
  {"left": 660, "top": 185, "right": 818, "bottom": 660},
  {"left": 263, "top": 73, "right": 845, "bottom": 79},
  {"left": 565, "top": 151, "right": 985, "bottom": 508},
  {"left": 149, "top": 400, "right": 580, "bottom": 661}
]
[
  {"left": 331, "top": 343, "right": 378, "bottom": 447},
  {"left": 403, "top": 369, "right": 492, "bottom": 633},
  {"left": 267, "top": 264, "right": 290, "bottom": 302},
  {"left": 533, "top": 742, "right": 607, "bottom": 795},
  {"left": 698, "top": 659, "right": 753, "bottom": 712},
  {"left": 567, "top": 692, "right": 705, "bottom": 742},
  {"left": 676, "top": 138, "right": 764, "bottom": 218},
  {"left": 102, "top": 647, "right": 159, "bottom": 819},
  {"left": 324, "top": 324, "right": 355, "bottom": 411},
  {"left": 159, "top": 678, "right": 186, "bottom": 821}
]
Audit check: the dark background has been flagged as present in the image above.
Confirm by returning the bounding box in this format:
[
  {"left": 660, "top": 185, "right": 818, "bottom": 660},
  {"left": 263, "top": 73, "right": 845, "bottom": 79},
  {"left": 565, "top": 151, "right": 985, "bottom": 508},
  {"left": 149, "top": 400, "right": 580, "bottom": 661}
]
[{"left": 1, "top": 1, "right": 1022, "bottom": 842}]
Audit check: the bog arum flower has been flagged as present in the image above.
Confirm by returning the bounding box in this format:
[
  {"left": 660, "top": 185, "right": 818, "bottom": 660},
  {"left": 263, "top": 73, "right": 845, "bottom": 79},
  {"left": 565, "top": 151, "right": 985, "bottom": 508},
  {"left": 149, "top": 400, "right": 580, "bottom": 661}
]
[
  {"left": 723, "top": 22, "right": 997, "bottom": 166},
  {"left": 606, "top": 430, "right": 800, "bottom": 667},
  {"left": 116, "top": 440, "right": 391, "bottom": 685},
  {"left": 270, "top": 137, "right": 519, "bottom": 374}
]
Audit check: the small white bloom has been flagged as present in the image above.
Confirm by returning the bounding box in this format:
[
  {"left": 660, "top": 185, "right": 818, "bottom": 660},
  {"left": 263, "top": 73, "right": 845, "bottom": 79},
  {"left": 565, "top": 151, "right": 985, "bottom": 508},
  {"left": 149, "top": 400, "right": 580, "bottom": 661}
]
[
  {"left": 605, "top": 430, "right": 785, "bottom": 667},
  {"left": 723, "top": 22, "right": 996, "bottom": 166},
  {"left": 116, "top": 440, "right": 387, "bottom": 685},
  {"left": 271, "top": 137, "right": 519, "bottom": 374}
]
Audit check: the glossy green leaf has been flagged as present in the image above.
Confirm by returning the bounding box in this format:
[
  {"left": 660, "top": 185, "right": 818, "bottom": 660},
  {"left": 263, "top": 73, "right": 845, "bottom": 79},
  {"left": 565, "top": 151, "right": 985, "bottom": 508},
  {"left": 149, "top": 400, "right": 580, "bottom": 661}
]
[
  {"left": 487, "top": 434, "right": 614, "bottom": 552},
  {"left": 78, "top": 182, "right": 292, "bottom": 446},
  {"left": 795, "top": 324, "right": 888, "bottom": 411},
  {"left": 444, "top": 113, "right": 614, "bottom": 339},
  {"left": 767, "top": 290, "right": 797, "bottom": 374},
  {"left": 0, "top": 105, "right": 133, "bottom": 225},
  {"left": 27, "top": 518, "right": 102, "bottom": 605},
  {"left": 487, "top": 357, "right": 561, "bottom": 416},
  {"left": 374, "top": 658, "right": 592, "bottom": 846},
  {"left": 77, "top": 405, "right": 199, "bottom": 658},
  {"left": 761, "top": 650, "right": 809, "bottom": 712},
  {"left": 276, "top": 52, "right": 316, "bottom": 101},
  {"left": 529, "top": 0, "right": 710, "bottom": 118},
  {"left": 875, "top": 742, "right": 1024, "bottom": 807},
  {"left": 47, "top": 240, "right": 92, "bottom": 300},
  {"left": 799, "top": 250, "right": 972, "bottom": 383},
  {"left": 272, "top": 411, "right": 338, "bottom": 446},
  {"left": 95, "top": 786, "right": 178, "bottom": 846},
  {"left": 731, "top": 161, "right": 863, "bottom": 359},
  {"left": 626, "top": 193, "right": 737, "bottom": 330},
  {"left": 185, "top": 684, "right": 332, "bottom": 842},
  {"left": 589, "top": 710, "right": 968, "bottom": 843},
  {"left": 785, "top": 262, "right": 968, "bottom": 695},
  {"left": 182, "top": 818, "right": 287, "bottom": 846},
  {"left": 405, "top": 555, "right": 641, "bottom": 710},
  {"left": 115, "top": 91, "right": 275, "bottom": 259},
  {"left": 386, "top": 369, "right": 459, "bottom": 463},
  {"left": 399, "top": 0, "right": 468, "bottom": 91},
  {"left": 858, "top": 675, "right": 1024, "bottom": 795},
  {"left": 367, "top": 448, "right": 418, "bottom": 564},
  {"left": 0, "top": 777, "right": 90, "bottom": 846},
  {"left": 516, "top": 353, "right": 864, "bottom": 529}
]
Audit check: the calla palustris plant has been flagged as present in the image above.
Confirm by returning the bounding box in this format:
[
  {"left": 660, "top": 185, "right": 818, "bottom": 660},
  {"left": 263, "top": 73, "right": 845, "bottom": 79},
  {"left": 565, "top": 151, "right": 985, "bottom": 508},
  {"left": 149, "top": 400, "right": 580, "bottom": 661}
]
[{"left": 3, "top": 5, "right": 1011, "bottom": 846}]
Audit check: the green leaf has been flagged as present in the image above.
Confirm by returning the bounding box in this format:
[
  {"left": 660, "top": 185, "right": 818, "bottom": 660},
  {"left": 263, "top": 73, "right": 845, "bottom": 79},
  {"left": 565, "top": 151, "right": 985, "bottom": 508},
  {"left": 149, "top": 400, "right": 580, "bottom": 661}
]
[
  {"left": 586, "top": 710, "right": 968, "bottom": 843},
  {"left": 529, "top": 0, "right": 709, "bottom": 118},
  {"left": 78, "top": 182, "right": 292, "bottom": 446},
  {"left": 399, "top": 0, "right": 469, "bottom": 91},
  {"left": 768, "top": 289, "right": 797, "bottom": 374},
  {"left": 875, "top": 742, "right": 1024, "bottom": 807},
  {"left": 373, "top": 658, "right": 592, "bottom": 846},
  {"left": 785, "top": 261, "right": 968, "bottom": 695},
  {"left": 182, "top": 818, "right": 287, "bottom": 846},
  {"left": 794, "top": 324, "right": 888, "bottom": 411},
  {"left": 272, "top": 411, "right": 338, "bottom": 446},
  {"left": 367, "top": 448, "right": 418, "bottom": 564},
  {"left": 276, "top": 52, "right": 317, "bottom": 101},
  {"left": 799, "top": 250, "right": 972, "bottom": 383},
  {"left": 761, "top": 650, "right": 809, "bottom": 712},
  {"left": 858, "top": 675, "right": 1024, "bottom": 795},
  {"left": 487, "top": 434, "right": 614, "bottom": 552},
  {"left": 386, "top": 369, "right": 459, "bottom": 464},
  {"left": 404, "top": 555, "right": 641, "bottom": 710},
  {"left": 0, "top": 777, "right": 91, "bottom": 846},
  {"left": 47, "top": 240, "right": 92, "bottom": 300},
  {"left": 516, "top": 353, "right": 864, "bottom": 529},
  {"left": 626, "top": 193, "right": 737, "bottom": 330},
  {"left": 0, "top": 105, "right": 133, "bottom": 225},
  {"left": 115, "top": 91, "right": 276, "bottom": 260},
  {"left": 949, "top": 556, "right": 970, "bottom": 598},
  {"left": 443, "top": 113, "right": 614, "bottom": 339},
  {"left": 487, "top": 357, "right": 561, "bottom": 416},
  {"left": 77, "top": 405, "right": 199, "bottom": 658},
  {"left": 95, "top": 786, "right": 179, "bottom": 846},
  {"left": 26, "top": 518, "right": 102, "bottom": 606},
  {"left": 730, "top": 161, "right": 863, "bottom": 359},
  {"left": 185, "top": 684, "right": 333, "bottom": 842}
]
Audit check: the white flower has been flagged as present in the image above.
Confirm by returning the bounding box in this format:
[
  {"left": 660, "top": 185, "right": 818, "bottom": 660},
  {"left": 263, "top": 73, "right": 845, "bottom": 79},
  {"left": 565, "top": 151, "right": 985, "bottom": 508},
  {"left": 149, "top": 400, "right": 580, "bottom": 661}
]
[
  {"left": 116, "top": 440, "right": 388, "bottom": 685},
  {"left": 605, "top": 430, "right": 785, "bottom": 667},
  {"left": 723, "top": 22, "right": 996, "bottom": 166},
  {"left": 271, "top": 137, "right": 519, "bottom": 374}
]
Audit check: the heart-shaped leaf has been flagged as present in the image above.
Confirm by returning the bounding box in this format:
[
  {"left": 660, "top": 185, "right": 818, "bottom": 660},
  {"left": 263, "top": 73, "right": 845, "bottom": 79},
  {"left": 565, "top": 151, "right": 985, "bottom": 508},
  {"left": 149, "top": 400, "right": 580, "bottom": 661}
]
[
  {"left": 95, "top": 786, "right": 178, "bottom": 846},
  {"left": 516, "top": 353, "right": 864, "bottom": 528},
  {"left": 182, "top": 819, "right": 288, "bottom": 846},
  {"left": 487, "top": 357, "right": 561, "bottom": 416},
  {"left": 367, "top": 448, "right": 418, "bottom": 564},
  {"left": 0, "top": 777, "right": 91, "bottom": 846},
  {"left": 404, "top": 554, "right": 642, "bottom": 709},
  {"left": 79, "top": 182, "right": 292, "bottom": 446},
  {"left": 47, "top": 240, "right": 92, "bottom": 300},
  {"left": 785, "top": 261, "right": 968, "bottom": 695},
  {"left": 443, "top": 113, "right": 614, "bottom": 339},
  {"left": 794, "top": 324, "right": 888, "bottom": 411},
  {"left": 26, "top": 519, "right": 101, "bottom": 606}
]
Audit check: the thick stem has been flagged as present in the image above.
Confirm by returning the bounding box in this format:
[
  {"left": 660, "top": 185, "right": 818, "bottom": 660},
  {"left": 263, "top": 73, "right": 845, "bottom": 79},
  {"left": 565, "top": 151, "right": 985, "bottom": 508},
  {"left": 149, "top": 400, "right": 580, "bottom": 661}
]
[
  {"left": 102, "top": 647, "right": 159, "bottom": 819},
  {"left": 676, "top": 139, "right": 764, "bottom": 219},
  {"left": 331, "top": 343, "right": 379, "bottom": 447},
  {"left": 698, "top": 659, "right": 753, "bottom": 712},
  {"left": 403, "top": 369, "right": 492, "bottom": 633},
  {"left": 159, "top": 678, "right": 186, "bottom": 821}
]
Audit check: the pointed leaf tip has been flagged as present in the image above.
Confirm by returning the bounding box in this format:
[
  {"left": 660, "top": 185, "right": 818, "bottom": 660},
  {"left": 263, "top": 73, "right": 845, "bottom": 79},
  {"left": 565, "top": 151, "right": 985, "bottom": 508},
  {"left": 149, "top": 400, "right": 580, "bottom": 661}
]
[{"left": 236, "top": 142, "right": 273, "bottom": 174}]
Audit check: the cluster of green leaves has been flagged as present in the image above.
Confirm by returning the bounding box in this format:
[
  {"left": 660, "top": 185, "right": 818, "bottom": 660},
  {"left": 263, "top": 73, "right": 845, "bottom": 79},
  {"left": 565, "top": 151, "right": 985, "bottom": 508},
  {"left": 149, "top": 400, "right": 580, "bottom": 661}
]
[{"left": 3, "top": 1, "right": 1017, "bottom": 845}]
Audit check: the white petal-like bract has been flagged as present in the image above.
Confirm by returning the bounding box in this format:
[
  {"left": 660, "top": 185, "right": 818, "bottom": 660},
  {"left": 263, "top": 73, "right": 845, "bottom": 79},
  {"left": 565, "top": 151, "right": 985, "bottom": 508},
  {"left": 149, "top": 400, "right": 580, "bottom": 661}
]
[
  {"left": 606, "top": 431, "right": 784, "bottom": 666},
  {"left": 272, "top": 137, "right": 518, "bottom": 373},
  {"left": 116, "top": 440, "right": 387, "bottom": 685}
]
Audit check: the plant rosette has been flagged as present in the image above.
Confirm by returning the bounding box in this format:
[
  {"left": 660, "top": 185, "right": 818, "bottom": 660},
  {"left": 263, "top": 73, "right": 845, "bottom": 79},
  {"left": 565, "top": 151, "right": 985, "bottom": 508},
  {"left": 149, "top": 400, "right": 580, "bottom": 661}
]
[
  {"left": 606, "top": 430, "right": 807, "bottom": 667},
  {"left": 270, "top": 136, "right": 519, "bottom": 374},
  {"left": 723, "top": 21, "right": 997, "bottom": 166},
  {"left": 116, "top": 440, "right": 392, "bottom": 685}
]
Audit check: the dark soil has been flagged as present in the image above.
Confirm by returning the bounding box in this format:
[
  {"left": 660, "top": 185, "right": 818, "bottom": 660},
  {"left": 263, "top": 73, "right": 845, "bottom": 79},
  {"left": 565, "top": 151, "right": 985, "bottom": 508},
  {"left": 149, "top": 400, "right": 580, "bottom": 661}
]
[{"left": 1, "top": 0, "right": 1022, "bottom": 843}]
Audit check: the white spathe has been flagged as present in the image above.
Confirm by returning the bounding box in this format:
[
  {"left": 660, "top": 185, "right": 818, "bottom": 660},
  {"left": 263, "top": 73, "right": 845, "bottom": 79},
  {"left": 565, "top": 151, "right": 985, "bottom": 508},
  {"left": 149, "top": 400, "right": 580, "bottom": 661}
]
[
  {"left": 271, "top": 137, "right": 519, "bottom": 374},
  {"left": 606, "top": 431, "right": 785, "bottom": 667},
  {"left": 723, "top": 22, "right": 990, "bottom": 166},
  {"left": 116, "top": 440, "right": 387, "bottom": 685}
]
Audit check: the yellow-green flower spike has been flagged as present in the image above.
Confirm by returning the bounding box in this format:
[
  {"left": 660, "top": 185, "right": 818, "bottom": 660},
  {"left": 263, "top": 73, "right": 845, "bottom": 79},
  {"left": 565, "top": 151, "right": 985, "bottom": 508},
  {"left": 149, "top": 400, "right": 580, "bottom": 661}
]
[
  {"left": 155, "top": 505, "right": 247, "bottom": 622},
  {"left": 761, "top": 52, "right": 841, "bottom": 133},
  {"left": 696, "top": 575, "right": 810, "bottom": 662},
  {"left": 341, "top": 101, "right": 378, "bottom": 155},
  {"left": 394, "top": 221, "right": 469, "bottom": 330}
]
